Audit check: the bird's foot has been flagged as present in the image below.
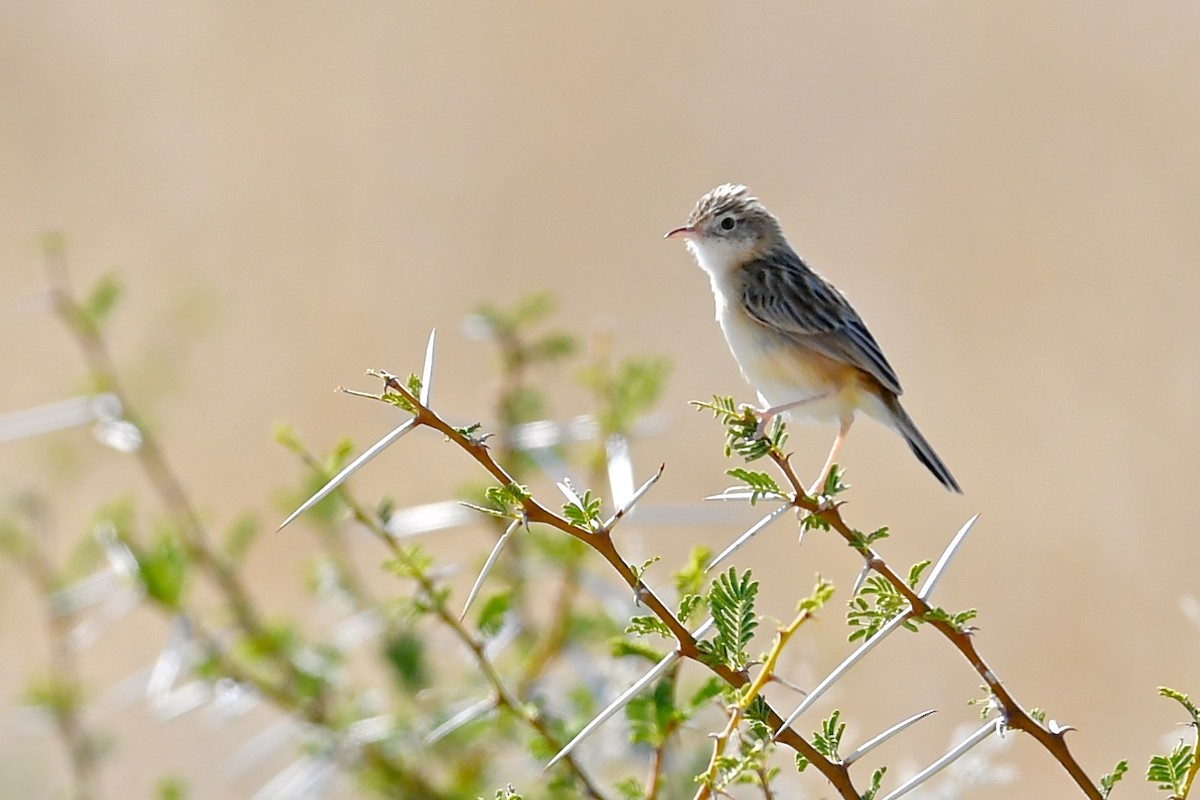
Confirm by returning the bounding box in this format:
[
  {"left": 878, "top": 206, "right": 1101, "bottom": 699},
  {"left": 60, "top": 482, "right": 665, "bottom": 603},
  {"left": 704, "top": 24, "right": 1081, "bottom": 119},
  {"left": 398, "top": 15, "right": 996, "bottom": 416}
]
[{"left": 737, "top": 403, "right": 773, "bottom": 438}]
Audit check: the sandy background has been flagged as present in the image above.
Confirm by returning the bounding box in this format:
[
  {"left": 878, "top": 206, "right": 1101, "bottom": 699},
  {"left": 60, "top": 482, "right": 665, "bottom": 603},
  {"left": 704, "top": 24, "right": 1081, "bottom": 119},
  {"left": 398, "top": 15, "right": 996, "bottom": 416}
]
[{"left": 2, "top": 2, "right": 1199, "bottom": 798}]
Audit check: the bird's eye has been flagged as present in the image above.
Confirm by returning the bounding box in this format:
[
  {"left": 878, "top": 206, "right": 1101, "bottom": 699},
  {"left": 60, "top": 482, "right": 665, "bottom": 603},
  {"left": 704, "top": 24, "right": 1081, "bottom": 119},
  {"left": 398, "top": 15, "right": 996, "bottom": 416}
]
[{"left": 718, "top": 215, "right": 737, "bottom": 232}]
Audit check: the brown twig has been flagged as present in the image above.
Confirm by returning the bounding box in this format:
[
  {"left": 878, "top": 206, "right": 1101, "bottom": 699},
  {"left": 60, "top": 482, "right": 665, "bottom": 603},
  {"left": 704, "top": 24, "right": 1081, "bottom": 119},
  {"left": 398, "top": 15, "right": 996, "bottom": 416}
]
[
  {"left": 766, "top": 449, "right": 1103, "bottom": 799},
  {"left": 16, "top": 499, "right": 104, "bottom": 800},
  {"left": 375, "top": 376, "right": 859, "bottom": 799},
  {"left": 298, "top": 447, "right": 611, "bottom": 800}
]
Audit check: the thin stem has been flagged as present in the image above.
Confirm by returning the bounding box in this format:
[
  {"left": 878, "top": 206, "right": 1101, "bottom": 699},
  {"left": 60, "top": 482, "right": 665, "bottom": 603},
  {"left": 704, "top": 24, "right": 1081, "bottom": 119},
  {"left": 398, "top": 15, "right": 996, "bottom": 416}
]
[
  {"left": 375, "top": 376, "right": 858, "bottom": 798},
  {"left": 695, "top": 603, "right": 819, "bottom": 800},
  {"left": 764, "top": 447, "right": 1103, "bottom": 800},
  {"left": 20, "top": 502, "right": 104, "bottom": 800},
  {"left": 300, "top": 447, "right": 611, "bottom": 800}
]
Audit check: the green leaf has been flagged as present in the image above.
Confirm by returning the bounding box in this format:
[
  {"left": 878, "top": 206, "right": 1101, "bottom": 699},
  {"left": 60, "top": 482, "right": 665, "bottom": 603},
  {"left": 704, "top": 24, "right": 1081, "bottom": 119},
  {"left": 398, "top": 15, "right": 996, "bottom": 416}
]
[
  {"left": 692, "top": 396, "right": 788, "bottom": 462},
  {"left": 613, "top": 777, "right": 642, "bottom": 800},
  {"left": 383, "top": 544, "right": 434, "bottom": 579},
  {"left": 382, "top": 630, "right": 428, "bottom": 692},
  {"left": 485, "top": 483, "right": 531, "bottom": 517},
  {"left": 222, "top": 513, "right": 260, "bottom": 565},
  {"left": 846, "top": 575, "right": 916, "bottom": 642},
  {"left": 1146, "top": 740, "right": 1192, "bottom": 794},
  {"left": 630, "top": 555, "right": 660, "bottom": 583},
  {"left": 707, "top": 568, "right": 760, "bottom": 671},
  {"left": 137, "top": 533, "right": 189, "bottom": 609},
  {"left": 797, "top": 576, "right": 835, "bottom": 614},
  {"left": 82, "top": 272, "right": 122, "bottom": 329},
  {"left": 25, "top": 675, "right": 85, "bottom": 716},
  {"left": 625, "top": 678, "right": 677, "bottom": 747},
  {"left": 811, "top": 710, "right": 845, "bottom": 760},
  {"left": 154, "top": 776, "right": 188, "bottom": 800},
  {"left": 678, "top": 593, "right": 704, "bottom": 624},
  {"left": 610, "top": 637, "right": 664, "bottom": 663},
  {"left": 921, "top": 605, "right": 978, "bottom": 633},
  {"left": 907, "top": 560, "right": 932, "bottom": 589},
  {"left": 476, "top": 591, "right": 512, "bottom": 638},
  {"left": 673, "top": 546, "right": 711, "bottom": 598},
  {"left": 625, "top": 616, "right": 673, "bottom": 639},
  {"left": 1100, "top": 759, "right": 1127, "bottom": 798},
  {"left": 725, "top": 467, "right": 784, "bottom": 505},
  {"left": 684, "top": 678, "right": 724, "bottom": 715},
  {"left": 1159, "top": 686, "right": 1200, "bottom": 724},
  {"left": 561, "top": 488, "right": 603, "bottom": 531},
  {"left": 862, "top": 766, "right": 887, "bottom": 800}
]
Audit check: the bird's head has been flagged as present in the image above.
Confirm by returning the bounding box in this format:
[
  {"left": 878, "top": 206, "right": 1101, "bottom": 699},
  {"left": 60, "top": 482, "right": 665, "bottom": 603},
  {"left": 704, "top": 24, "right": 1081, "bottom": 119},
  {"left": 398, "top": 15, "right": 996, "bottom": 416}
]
[{"left": 665, "top": 184, "right": 785, "bottom": 273}]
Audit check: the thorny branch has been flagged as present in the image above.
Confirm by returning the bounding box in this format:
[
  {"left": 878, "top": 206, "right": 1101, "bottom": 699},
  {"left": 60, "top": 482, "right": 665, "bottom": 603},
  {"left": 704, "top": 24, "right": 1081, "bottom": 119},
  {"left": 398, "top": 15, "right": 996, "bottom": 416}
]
[
  {"left": 371, "top": 375, "right": 860, "bottom": 799},
  {"left": 13, "top": 499, "right": 104, "bottom": 800},
  {"left": 765, "top": 447, "right": 1104, "bottom": 800},
  {"left": 295, "top": 441, "right": 611, "bottom": 800}
]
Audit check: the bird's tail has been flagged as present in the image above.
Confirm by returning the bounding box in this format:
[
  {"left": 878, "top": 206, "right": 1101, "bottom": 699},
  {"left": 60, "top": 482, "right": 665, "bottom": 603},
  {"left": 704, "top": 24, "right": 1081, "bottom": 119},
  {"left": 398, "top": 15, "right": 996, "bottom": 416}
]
[{"left": 882, "top": 395, "right": 962, "bottom": 493}]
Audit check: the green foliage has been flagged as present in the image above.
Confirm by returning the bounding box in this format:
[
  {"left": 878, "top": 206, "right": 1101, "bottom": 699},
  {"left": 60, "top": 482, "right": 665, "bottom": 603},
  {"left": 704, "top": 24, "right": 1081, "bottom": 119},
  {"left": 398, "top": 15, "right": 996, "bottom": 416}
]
[
  {"left": 380, "top": 373, "right": 424, "bottom": 413},
  {"left": 678, "top": 593, "right": 705, "bottom": 624},
  {"left": 625, "top": 616, "right": 673, "bottom": 639},
  {"left": 1147, "top": 741, "right": 1193, "bottom": 795},
  {"left": 1160, "top": 686, "right": 1200, "bottom": 724},
  {"left": 136, "top": 532, "right": 189, "bottom": 610},
  {"left": 580, "top": 355, "right": 671, "bottom": 438},
  {"left": 806, "top": 710, "right": 845, "bottom": 762},
  {"left": 862, "top": 767, "right": 888, "bottom": 800},
  {"left": 1101, "top": 759, "right": 1128, "bottom": 798},
  {"left": 673, "top": 546, "right": 710, "bottom": 598},
  {"left": 1144, "top": 687, "right": 1199, "bottom": 797},
  {"left": 847, "top": 525, "right": 890, "bottom": 549},
  {"left": 382, "top": 544, "right": 434, "bottom": 580},
  {"left": 25, "top": 674, "right": 85, "bottom": 717},
  {"left": 382, "top": 630, "right": 428, "bottom": 693},
  {"left": 921, "top": 605, "right": 979, "bottom": 633},
  {"left": 476, "top": 591, "right": 513, "bottom": 638},
  {"left": 847, "top": 575, "right": 917, "bottom": 642},
  {"left": 154, "top": 776, "right": 188, "bottom": 800},
  {"left": 222, "top": 513, "right": 260, "bottom": 566},
  {"left": 610, "top": 637, "right": 664, "bottom": 663},
  {"left": 561, "top": 487, "right": 603, "bottom": 531},
  {"left": 693, "top": 395, "right": 788, "bottom": 462},
  {"left": 613, "top": 777, "right": 642, "bottom": 800},
  {"left": 630, "top": 555, "right": 660, "bottom": 583},
  {"left": 626, "top": 678, "right": 679, "bottom": 747},
  {"left": 82, "top": 272, "right": 123, "bottom": 330},
  {"left": 489, "top": 787, "right": 524, "bottom": 800},
  {"left": 482, "top": 483, "right": 531, "bottom": 519},
  {"left": 816, "top": 464, "right": 848, "bottom": 498},
  {"left": 725, "top": 467, "right": 784, "bottom": 505},
  {"left": 798, "top": 576, "right": 836, "bottom": 614},
  {"left": 702, "top": 568, "right": 760, "bottom": 671}
]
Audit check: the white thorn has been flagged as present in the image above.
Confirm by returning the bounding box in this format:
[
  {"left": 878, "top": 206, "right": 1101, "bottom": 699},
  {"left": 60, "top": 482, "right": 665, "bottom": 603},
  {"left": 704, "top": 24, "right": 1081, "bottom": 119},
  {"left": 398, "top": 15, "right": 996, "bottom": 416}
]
[
  {"left": 918, "top": 513, "right": 981, "bottom": 601},
  {"left": 880, "top": 719, "right": 1002, "bottom": 800},
  {"left": 419, "top": 329, "right": 437, "bottom": 405},
  {"left": 545, "top": 650, "right": 680, "bottom": 770},
  {"left": 774, "top": 612, "right": 912, "bottom": 737},
  {"left": 602, "top": 463, "right": 665, "bottom": 529},
  {"left": 278, "top": 418, "right": 417, "bottom": 531},
  {"left": 460, "top": 519, "right": 522, "bottom": 621},
  {"left": 705, "top": 504, "right": 791, "bottom": 573},
  {"left": 844, "top": 709, "right": 936, "bottom": 766}
]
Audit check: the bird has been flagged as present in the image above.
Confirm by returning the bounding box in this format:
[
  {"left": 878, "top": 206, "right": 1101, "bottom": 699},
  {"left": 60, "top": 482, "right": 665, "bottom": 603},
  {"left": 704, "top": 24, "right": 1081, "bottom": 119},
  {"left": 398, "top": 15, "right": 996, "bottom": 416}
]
[{"left": 665, "top": 183, "right": 961, "bottom": 494}]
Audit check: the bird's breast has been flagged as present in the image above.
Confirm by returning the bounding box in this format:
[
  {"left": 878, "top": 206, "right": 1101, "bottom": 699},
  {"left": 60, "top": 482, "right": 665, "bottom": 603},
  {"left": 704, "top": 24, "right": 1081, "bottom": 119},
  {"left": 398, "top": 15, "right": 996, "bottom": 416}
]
[{"left": 714, "top": 301, "right": 863, "bottom": 423}]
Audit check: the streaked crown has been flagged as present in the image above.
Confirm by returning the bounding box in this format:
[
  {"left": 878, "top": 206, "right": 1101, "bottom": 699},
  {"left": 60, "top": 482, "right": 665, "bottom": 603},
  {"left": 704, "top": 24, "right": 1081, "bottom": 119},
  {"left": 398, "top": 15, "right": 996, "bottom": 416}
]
[{"left": 683, "top": 184, "right": 786, "bottom": 251}]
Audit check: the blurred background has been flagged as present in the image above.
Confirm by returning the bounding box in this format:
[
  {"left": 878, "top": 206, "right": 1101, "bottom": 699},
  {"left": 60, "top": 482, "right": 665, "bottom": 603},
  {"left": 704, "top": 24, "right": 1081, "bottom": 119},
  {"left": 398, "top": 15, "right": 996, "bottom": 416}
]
[{"left": 2, "top": 2, "right": 1199, "bottom": 798}]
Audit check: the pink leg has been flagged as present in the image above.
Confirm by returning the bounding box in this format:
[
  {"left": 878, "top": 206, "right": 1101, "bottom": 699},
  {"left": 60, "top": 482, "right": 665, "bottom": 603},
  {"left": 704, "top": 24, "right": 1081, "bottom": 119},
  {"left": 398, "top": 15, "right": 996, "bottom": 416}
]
[
  {"left": 748, "top": 392, "right": 832, "bottom": 438},
  {"left": 808, "top": 417, "right": 853, "bottom": 496}
]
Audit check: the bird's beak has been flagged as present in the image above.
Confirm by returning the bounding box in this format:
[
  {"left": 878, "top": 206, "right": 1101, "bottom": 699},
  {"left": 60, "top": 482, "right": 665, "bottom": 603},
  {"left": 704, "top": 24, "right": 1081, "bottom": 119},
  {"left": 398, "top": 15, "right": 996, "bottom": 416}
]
[{"left": 664, "top": 225, "right": 696, "bottom": 240}]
